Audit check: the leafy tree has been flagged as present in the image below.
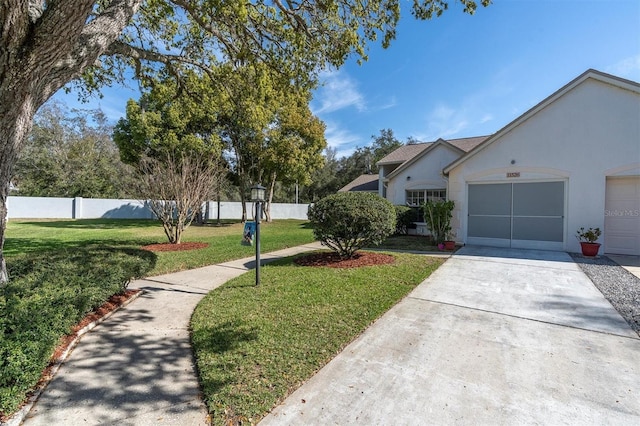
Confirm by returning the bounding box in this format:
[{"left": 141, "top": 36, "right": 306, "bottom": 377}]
[
  {"left": 302, "top": 129, "right": 404, "bottom": 200},
  {"left": 14, "top": 101, "right": 136, "bottom": 198},
  {"left": 261, "top": 89, "right": 326, "bottom": 221},
  {"left": 339, "top": 128, "right": 403, "bottom": 186},
  {"left": 0, "top": 0, "right": 491, "bottom": 282},
  {"left": 301, "top": 146, "right": 342, "bottom": 202},
  {"left": 308, "top": 192, "right": 396, "bottom": 258},
  {"left": 370, "top": 128, "right": 404, "bottom": 165},
  {"left": 215, "top": 64, "right": 283, "bottom": 221},
  {"left": 113, "top": 74, "right": 223, "bottom": 164},
  {"left": 113, "top": 75, "right": 228, "bottom": 241}
]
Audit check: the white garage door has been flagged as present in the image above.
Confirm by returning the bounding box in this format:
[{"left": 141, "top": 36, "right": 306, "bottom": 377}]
[
  {"left": 467, "top": 181, "right": 565, "bottom": 250},
  {"left": 605, "top": 177, "right": 640, "bottom": 255}
]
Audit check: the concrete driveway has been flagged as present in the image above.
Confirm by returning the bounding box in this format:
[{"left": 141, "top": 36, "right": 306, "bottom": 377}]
[{"left": 260, "top": 246, "right": 640, "bottom": 425}]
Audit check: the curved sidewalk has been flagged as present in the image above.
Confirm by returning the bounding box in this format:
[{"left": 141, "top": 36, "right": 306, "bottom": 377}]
[{"left": 20, "top": 242, "right": 323, "bottom": 426}]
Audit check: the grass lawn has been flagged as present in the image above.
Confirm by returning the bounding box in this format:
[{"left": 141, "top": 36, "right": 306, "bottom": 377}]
[
  {"left": 191, "top": 251, "right": 444, "bottom": 425},
  {"left": 4, "top": 219, "right": 315, "bottom": 276}
]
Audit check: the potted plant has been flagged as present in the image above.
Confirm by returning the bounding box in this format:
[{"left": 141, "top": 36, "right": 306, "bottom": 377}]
[
  {"left": 576, "top": 227, "right": 601, "bottom": 257},
  {"left": 423, "top": 200, "right": 455, "bottom": 250},
  {"left": 443, "top": 231, "right": 456, "bottom": 251}
]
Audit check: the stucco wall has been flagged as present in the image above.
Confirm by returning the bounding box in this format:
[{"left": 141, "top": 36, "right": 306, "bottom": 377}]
[
  {"left": 386, "top": 144, "right": 462, "bottom": 205},
  {"left": 447, "top": 76, "right": 640, "bottom": 253}
]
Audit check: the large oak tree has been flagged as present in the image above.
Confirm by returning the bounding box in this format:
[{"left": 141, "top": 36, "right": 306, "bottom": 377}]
[{"left": 0, "top": 0, "right": 490, "bottom": 282}]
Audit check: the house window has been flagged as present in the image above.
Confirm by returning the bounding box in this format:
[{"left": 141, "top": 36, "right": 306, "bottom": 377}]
[
  {"left": 406, "top": 189, "right": 446, "bottom": 206},
  {"left": 406, "top": 190, "right": 425, "bottom": 207},
  {"left": 425, "top": 189, "right": 447, "bottom": 202}
]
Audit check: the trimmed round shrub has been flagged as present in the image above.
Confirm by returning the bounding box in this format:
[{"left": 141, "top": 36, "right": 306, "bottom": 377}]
[{"left": 308, "top": 192, "right": 396, "bottom": 258}]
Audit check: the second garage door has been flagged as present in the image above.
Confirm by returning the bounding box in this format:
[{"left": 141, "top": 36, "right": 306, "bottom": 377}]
[
  {"left": 467, "top": 181, "right": 565, "bottom": 250},
  {"left": 605, "top": 177, "right": 640, "bottom": 255}
]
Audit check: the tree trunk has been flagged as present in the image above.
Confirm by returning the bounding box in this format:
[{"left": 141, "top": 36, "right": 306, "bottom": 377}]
[
  {"left": 0, "top": 95, "right": 37, "bottom": 285},
  {"left": 265, "top": 171, "right": 277, "bottom": 223}
]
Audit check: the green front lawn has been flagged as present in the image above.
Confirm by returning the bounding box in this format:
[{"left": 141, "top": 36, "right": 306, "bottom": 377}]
[
  {"left": 191, "top": 252, "right": 444, "bottom": 425},
  {"left": 5, "top": 219, "right": 315, "bottom": 276}
]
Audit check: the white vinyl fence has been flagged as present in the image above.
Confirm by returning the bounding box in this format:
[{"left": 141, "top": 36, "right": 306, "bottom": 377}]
[{"left": 6, "top": 196, "right": 310, "bottom": 221}]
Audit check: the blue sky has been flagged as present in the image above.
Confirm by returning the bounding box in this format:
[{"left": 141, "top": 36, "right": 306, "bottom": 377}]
[{"left": 54, "top": 0, "right": 640, "bottom": 158}]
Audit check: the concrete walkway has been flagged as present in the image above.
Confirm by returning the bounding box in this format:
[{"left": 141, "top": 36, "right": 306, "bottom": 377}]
[
  {"left": 21, "top": 242, "right": 323, "bottom": 426},
  {"left": 260, "top": 246, "right": 640, "bottom": 425},
  {"left": 608, "top": 254, "right": 640, "bottom": 279}
]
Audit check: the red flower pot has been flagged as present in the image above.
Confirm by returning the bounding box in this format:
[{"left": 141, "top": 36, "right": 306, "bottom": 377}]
[
  {"left": 444, "top": 241, "right": 456, "bottom": 251},
  {"left": 580, "top": 242, "right": 600, "bottom": 257}
]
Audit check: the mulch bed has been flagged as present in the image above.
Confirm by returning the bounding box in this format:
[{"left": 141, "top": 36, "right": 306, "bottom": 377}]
[
  {"left": 141, "top": 242, "right": 209, "bottom": 252},
  {"left": 294, "top": 251, "right": 395, "bottom": 268}
]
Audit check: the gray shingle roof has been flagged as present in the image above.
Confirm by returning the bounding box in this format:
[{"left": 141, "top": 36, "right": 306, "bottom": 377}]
[
  {"left": 447, "top": 136, "right": 489, "bottom": 152},
  {"left": 377, "top": 143, "right": 433, "bottom": 165},
  {"left": 338, "top": 174, "right": 379, "bottom": 192}
]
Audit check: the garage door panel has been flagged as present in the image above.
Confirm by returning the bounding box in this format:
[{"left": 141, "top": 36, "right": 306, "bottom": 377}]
[
  {"left": 468, "top": 216, "right": 511, "bottom": 239},
  {"left": 512, "top": 217, "right": 564, "bottom": 242},
  {"left": 513, "top": 182, "right": 564, "bottom": 216},
  {"left": 468, "top": 184, "right": 511, "bottom": 215},
  {"left": 467, "top": 181, "right": 565, "bottom": 249}
]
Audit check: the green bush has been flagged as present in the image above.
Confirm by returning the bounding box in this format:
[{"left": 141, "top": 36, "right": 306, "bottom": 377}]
[
  {"left": 307, "top": 192, "right": 396, "bottom": 258},
  {"left": 0, "top": 247, "right": 156, "bottom": 416},
  {"left": 422, "top": 200, "right": 455, "bottom": 244},
  {"left": 394, "top": 205, "right": 416, "bottom": 235}
]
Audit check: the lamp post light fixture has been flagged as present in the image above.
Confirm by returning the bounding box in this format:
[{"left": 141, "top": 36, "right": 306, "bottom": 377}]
[{"left": 250, "top": 184, "right": 266, "bottom": 286}]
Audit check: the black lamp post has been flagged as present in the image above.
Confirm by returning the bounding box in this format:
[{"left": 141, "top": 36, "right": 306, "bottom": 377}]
[{"left": 250, "top": 184, "right": 266, "bottom": 286}]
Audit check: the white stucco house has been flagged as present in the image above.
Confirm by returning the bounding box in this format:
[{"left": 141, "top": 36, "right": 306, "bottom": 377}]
[
  {"left": 377, "top": 136, "right": 488, "bottom": 204},
  {"left": 373, "top": 69, "right": 639, "bottom": 255},
  {"left": 443, "top": 69, "right": 640, "bottom": 255},
  {"left": 374, "top": 136, "right": 487, "bottom": 234}
]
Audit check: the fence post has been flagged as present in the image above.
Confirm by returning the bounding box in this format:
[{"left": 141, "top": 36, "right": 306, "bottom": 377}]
[{"left": 73, "top": 197, "right": 83, "bottom": 219}]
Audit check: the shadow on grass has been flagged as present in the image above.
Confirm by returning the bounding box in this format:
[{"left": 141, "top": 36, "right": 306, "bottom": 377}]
[
  {"left": 197, "top": 220, "right": 242, "bottom": 227},
  {"left": 7, "top": 245, "right": 157, "bottom": 281},
  {"left": 192, "top": 320, "right": 259, "bottom": 354},
  {"left": 14, "top": 218, "right": 161, "bottom": 229},
  {"left": 191, "top": 321, "right": 259, "bottom": 400},
  {"left": 4, "top": 238, "right": 158, "bottom": 257}
]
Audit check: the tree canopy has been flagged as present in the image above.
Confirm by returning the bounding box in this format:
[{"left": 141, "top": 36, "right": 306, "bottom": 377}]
[
  {"left": 14, "top": 101, "right": 136, "bottom": 198},
  {"left": 0, "top": 0, "right": 491, "bottom": 282},
  {"left": 113, "top": 73, "right": 224, "bottom": 164}
]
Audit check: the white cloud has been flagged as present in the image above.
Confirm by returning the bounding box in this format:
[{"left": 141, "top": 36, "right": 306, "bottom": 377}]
[
  {"left": 313, "top": 70, "right": 365, "bottom": 114},
  {"left": 606, "top": 55, "right": 640, "bottom": 80},
  {"left": 375, "top": 96, "right": 397, "bottom": 111},
  {"left": 418, "top": 103, "right": 471, "bottom": 141},
  {"left": 323, "top": 121, "right": 362, "bottom": 158},
  {"left": 414, "top": 71, "right": 520, "bottom": 141},
  {"left": 479, "top": 113, "right": 493, "bottom": 124}
]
